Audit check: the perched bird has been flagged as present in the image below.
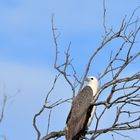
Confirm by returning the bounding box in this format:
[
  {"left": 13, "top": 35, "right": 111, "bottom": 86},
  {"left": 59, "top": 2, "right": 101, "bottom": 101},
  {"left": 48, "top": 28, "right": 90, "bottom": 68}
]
[{"left": 65, "top": 76, "right": 99, "bottom": 140}]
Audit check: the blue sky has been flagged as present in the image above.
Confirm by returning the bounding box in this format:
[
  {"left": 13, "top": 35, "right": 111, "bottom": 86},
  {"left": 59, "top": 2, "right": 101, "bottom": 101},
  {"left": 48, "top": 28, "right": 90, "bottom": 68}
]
[{"left": 0, "top": 0, "right": 140, "bottom": 140}]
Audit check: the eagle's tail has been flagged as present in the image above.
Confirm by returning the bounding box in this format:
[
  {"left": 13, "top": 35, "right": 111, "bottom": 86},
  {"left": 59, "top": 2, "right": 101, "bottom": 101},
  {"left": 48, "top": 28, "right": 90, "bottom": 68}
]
[
  {"left": 65, "top": 127, "right": 88, "bottom": 140},
  {"left": 65, "top": 127, "right": 79, "bottom": 140}
]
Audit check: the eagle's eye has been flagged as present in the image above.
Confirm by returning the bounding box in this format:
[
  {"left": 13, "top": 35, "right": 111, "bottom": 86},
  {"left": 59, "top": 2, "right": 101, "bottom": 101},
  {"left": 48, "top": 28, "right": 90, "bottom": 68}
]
[{"left": 91, "top": 78, "right": 94, "bottom": 80}]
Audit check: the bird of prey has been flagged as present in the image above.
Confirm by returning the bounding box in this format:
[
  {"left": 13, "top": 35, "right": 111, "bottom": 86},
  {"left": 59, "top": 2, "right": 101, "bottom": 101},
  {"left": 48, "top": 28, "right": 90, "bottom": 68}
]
[{"left": 65, "top": 76, "right": 99, "bottom": 140}]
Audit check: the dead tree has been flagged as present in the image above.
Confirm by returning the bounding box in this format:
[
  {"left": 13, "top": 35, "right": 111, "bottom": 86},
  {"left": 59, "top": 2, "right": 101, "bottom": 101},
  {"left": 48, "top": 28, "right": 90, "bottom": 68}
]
[{"left": 33, "top": 1, "right": 140, "bottom": 140}]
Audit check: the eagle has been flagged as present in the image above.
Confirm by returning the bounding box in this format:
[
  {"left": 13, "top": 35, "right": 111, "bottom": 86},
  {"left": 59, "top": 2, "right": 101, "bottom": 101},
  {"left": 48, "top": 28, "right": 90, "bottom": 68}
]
[{"left": 65, "top": 76, "right": 99, "bottom": 140}]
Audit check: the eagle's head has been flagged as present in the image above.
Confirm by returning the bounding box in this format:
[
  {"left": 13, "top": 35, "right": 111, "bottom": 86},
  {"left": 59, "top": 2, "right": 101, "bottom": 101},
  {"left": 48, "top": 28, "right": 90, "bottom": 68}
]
[{"left": 86, "top": 76, "right": 99, "bottom": 94}]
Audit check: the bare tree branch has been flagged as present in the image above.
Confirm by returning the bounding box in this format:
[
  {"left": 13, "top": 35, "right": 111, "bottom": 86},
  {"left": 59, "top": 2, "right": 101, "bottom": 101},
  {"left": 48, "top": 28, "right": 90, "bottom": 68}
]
[
  {"left": 51, "top": 15, "right": 78, "bottom": 97},
  {"left": 0, "top": 95, "right": 7, "bottom": 124},
  {"left": 103, "top": 0, "right": 107, "bottom": 34},
  {"left": 46, "top": 110, "right": 52, "bottom": 135},
  {"left": 33, "top": 75, "right": 60, "bottom": 140}
]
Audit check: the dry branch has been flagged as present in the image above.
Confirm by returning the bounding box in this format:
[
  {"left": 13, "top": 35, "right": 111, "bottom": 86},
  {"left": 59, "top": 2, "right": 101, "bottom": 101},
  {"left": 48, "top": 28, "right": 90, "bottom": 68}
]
[{"left": 0, "top": 95, "right": 7, "bottom": 124}]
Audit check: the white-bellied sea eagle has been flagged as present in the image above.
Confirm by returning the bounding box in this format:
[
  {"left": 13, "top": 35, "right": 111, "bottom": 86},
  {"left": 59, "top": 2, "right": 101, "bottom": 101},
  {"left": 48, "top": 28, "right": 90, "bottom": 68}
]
[{"left": 65, "top": 76, "right": 99, "bottom": 140}]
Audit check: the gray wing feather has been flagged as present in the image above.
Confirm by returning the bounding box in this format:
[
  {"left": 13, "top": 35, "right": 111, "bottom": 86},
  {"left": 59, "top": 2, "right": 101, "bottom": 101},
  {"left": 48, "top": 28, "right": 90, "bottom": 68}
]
[{"left": 65, "top": 86, "right": 93, "bottom": 140}]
